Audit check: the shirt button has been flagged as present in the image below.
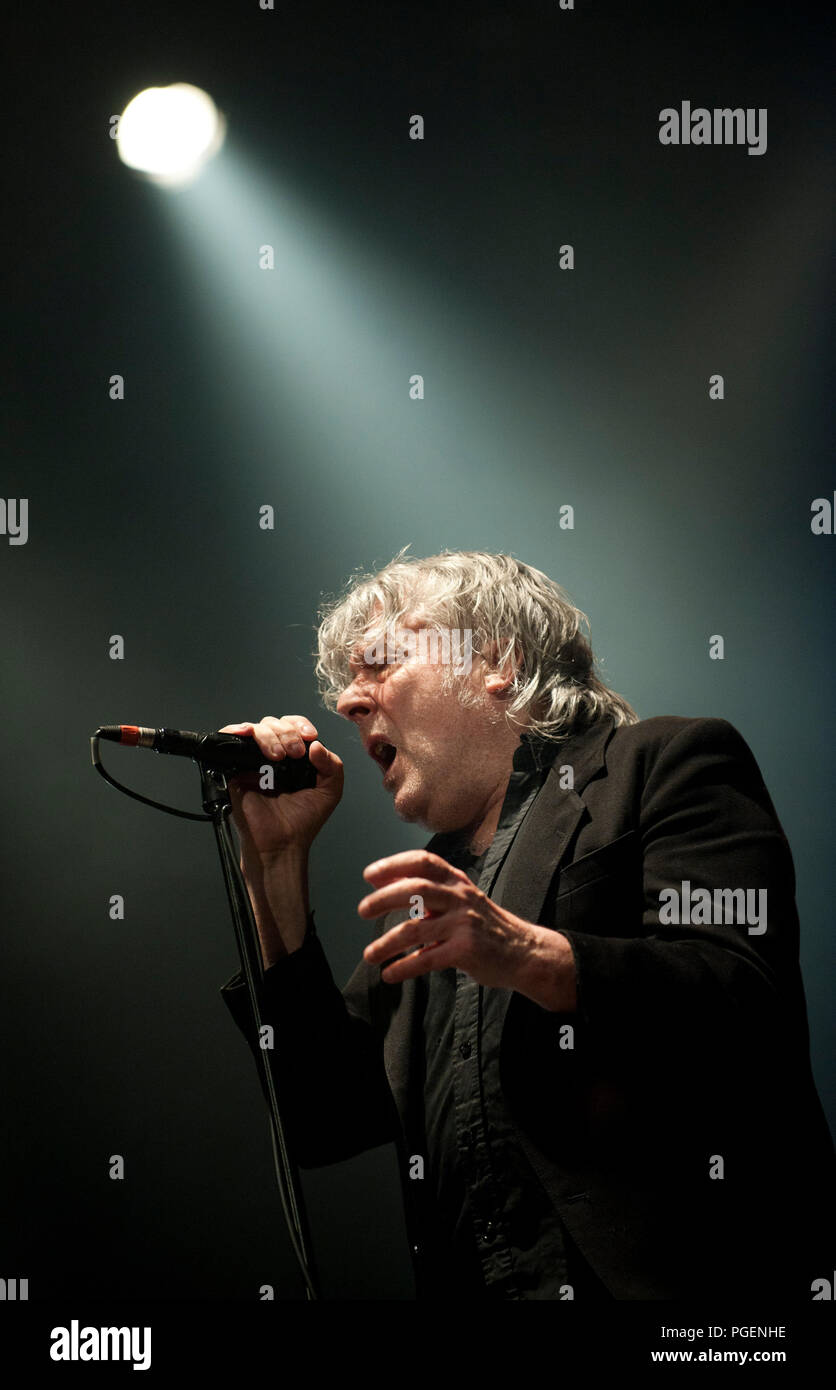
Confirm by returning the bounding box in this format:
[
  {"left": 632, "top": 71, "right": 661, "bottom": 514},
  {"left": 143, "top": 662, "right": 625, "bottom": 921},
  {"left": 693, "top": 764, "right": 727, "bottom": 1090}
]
[
  {"left": 480, "top": 1221, "right": 496, "bottom": 1244},
  {"left": 459, "top": 1041, "right": 472, "bottom": 1058}
]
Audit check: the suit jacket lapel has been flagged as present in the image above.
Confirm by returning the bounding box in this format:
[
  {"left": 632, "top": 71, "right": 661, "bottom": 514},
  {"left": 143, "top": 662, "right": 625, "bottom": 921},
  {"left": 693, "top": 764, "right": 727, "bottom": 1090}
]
[
  {"left": 491, "top": 716, "right": 615, "bottom": 918},
  {"left": 488, "top": 716, "right": 617, "bottom": 1035}
]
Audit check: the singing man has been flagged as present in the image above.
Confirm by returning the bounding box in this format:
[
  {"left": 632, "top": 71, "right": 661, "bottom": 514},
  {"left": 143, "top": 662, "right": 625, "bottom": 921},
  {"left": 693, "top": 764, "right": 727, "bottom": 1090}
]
[{"left": 219, "top": 550, "right": 835, "bottom": 1300}]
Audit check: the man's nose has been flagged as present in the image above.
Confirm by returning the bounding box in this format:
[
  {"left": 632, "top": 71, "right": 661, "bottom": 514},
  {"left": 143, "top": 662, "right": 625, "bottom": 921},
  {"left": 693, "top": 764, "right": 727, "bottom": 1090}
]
[{"left": 336, "top": 676, "right": 378, "bottom": 722}]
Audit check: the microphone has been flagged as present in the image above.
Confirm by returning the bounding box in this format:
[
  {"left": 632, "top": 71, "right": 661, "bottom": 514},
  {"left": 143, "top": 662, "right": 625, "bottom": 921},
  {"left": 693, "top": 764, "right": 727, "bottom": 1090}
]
[{"left": 95, "top": 725, "right": 317, "bottom": 789}]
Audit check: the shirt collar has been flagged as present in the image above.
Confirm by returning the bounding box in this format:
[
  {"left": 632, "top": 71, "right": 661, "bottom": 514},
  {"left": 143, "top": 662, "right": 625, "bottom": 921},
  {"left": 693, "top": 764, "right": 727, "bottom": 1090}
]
[
  {"left": 426, "top": 718, "right": 615, "bottom": 864},
  {"left": 512, "top": 730, "right": 563, "bottom": 775}
]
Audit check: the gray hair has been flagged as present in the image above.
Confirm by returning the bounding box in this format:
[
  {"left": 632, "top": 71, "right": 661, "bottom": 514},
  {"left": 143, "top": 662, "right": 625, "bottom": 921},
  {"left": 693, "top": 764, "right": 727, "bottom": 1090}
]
[{"left": 315, "top": 549, "right": 638, "bottom": 741}]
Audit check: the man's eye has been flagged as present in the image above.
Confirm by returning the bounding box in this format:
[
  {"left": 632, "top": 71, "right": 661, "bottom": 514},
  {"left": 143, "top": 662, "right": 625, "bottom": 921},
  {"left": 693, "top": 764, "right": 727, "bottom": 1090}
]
[{"left": 349, "top": 656, "right": 387, "bottom": 675}]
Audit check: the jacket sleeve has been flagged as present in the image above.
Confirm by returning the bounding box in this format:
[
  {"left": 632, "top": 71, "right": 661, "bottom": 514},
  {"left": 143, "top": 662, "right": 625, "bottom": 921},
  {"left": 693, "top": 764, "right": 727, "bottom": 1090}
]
[
  {"left": 219, "top": 913, "right": 400, "bottom": 1168},
  {"left": 512, "top": 717, "right": 834, "bottom": 1293},
  {"left": 559, "top": 717, "right": 804, "bottom": 1071}
]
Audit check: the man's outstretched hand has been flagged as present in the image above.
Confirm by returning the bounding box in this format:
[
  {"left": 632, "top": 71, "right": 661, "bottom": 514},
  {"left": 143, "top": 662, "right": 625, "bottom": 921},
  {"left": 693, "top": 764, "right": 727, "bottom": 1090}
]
[{"left": 358, "top": 849, "right": 577, "bottom": 1012}]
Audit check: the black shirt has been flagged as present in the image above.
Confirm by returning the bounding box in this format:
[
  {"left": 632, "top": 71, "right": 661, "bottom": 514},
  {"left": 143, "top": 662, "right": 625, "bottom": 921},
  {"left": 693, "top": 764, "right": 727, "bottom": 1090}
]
[{"left": 413, "top": 732, "right": 591, "bottom": 1300}]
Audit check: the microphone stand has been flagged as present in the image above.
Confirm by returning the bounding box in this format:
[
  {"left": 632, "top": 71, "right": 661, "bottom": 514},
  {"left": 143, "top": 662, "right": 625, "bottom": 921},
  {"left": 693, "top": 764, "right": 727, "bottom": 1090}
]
[
  {"left": 199, "top": 762, "right": 321, "bottom": 1300},
  {"left": 90, "top": 731, "right": 321, "bottom": 1298}
]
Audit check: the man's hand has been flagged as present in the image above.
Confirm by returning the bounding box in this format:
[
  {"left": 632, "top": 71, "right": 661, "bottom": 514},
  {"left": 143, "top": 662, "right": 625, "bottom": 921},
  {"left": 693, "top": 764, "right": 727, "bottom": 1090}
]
[
  {"left": 219, "top": 716, "right": 344, "bottom": 860},
  {"left": 217, "top": 715, "right": 343, "bottom": 965},
  {"left": 358, "top": 850, "right": 577, "bottom": 1012}
]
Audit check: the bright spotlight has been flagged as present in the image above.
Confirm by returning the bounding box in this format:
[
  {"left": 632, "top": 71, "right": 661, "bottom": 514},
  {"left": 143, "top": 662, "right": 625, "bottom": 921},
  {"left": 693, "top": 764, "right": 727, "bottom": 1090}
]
[{"left": 116, "top": 84, "right": 225, "bottom": 187}]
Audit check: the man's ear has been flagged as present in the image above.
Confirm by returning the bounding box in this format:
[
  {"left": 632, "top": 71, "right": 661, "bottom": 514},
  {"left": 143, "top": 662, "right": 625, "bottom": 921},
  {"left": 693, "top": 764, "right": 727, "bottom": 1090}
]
[
  {"left": 485, "top": 671, "right": 512, "bottom": 694},
  {"left": 482, "top": 641, "right": 522, "bottom": 696}
]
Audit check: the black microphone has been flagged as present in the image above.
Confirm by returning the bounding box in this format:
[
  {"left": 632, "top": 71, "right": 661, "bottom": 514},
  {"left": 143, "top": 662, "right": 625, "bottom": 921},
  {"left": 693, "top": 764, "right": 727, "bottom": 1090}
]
[{"left": 95, "top": 725, "right": 317, "bottom": 789}]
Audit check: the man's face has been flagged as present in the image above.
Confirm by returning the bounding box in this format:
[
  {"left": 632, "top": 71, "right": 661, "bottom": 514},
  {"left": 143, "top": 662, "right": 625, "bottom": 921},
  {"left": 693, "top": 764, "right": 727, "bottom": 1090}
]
[{"left": 335, "top": 613, "right": 518, "bottom": 835}]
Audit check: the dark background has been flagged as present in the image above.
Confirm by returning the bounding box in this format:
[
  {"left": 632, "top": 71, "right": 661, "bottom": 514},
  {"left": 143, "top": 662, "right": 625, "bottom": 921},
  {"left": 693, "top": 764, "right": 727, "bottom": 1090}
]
[{"left": 3, "top": 1, "right": 834, "bottom": 1299}]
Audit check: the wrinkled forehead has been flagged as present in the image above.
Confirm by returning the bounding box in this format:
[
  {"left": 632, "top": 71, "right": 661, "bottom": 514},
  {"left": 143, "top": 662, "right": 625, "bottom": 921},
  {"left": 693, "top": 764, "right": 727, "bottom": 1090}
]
[
  {"left": 348, "top": 603, "right": 436, "bottom": 665},
  {"left": 353, "top": 586, "right": 435, "bottom": 639}
]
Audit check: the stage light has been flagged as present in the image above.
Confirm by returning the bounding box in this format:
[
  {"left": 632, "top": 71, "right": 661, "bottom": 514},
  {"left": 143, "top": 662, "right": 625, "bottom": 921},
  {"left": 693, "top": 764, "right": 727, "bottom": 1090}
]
[{"left": 116, "top": 84, "right": 225, "bottom": 187}]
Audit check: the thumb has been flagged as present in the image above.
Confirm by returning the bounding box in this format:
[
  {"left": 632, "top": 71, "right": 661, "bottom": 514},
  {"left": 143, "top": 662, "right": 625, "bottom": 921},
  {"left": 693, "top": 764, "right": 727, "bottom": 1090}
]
[{"left": 308, "top": 740, "right": 343, "bottom": 781}]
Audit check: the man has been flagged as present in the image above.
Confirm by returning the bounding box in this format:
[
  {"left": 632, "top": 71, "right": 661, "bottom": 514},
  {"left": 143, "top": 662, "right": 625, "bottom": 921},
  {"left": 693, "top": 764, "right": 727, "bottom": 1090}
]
[{"left": 219, "top": 550, "right": 835, "bottom": 1300}]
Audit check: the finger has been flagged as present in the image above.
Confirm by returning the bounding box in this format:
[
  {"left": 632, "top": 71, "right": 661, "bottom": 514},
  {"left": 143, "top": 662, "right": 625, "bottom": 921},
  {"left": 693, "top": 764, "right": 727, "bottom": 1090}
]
[
  {"left": 260, "top": 715, "right": 318, "bottom": 757},
  {"left": 379, "top": 937, "right": 460, "bottom": 984},
  {"left": 260, "top": 714, "right": 318, "bottom": 738},
  {"left": 358, "top": 879, "right": 454, "bottom": 920},
  {"left": 308, "top": 740, "right": 344, "bottom": 783},
  {"left": 256, "top": 725, "right": 287, "bottom": 759},
  {"left": 362, "top": 850, "right": 460, "bottom": 887},
  {"left": 363, "top": 906, "right": 455, "bottom": 963},
  {"left": 217, "top": 723, "right": 280, "bottom": 771}
]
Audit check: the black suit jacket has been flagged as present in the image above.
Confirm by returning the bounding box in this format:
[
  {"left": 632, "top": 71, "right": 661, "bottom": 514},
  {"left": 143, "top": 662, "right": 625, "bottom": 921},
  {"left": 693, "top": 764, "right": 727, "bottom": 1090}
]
[{"left": 221, "top": 715, "right": 835, "bottom": 1299}]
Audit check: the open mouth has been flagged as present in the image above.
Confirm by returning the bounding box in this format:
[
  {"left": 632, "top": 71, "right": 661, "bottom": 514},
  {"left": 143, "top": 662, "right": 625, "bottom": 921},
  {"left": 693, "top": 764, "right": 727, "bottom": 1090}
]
[{"left": 370, "top": 740, "right": 397, "bottom": 771}]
